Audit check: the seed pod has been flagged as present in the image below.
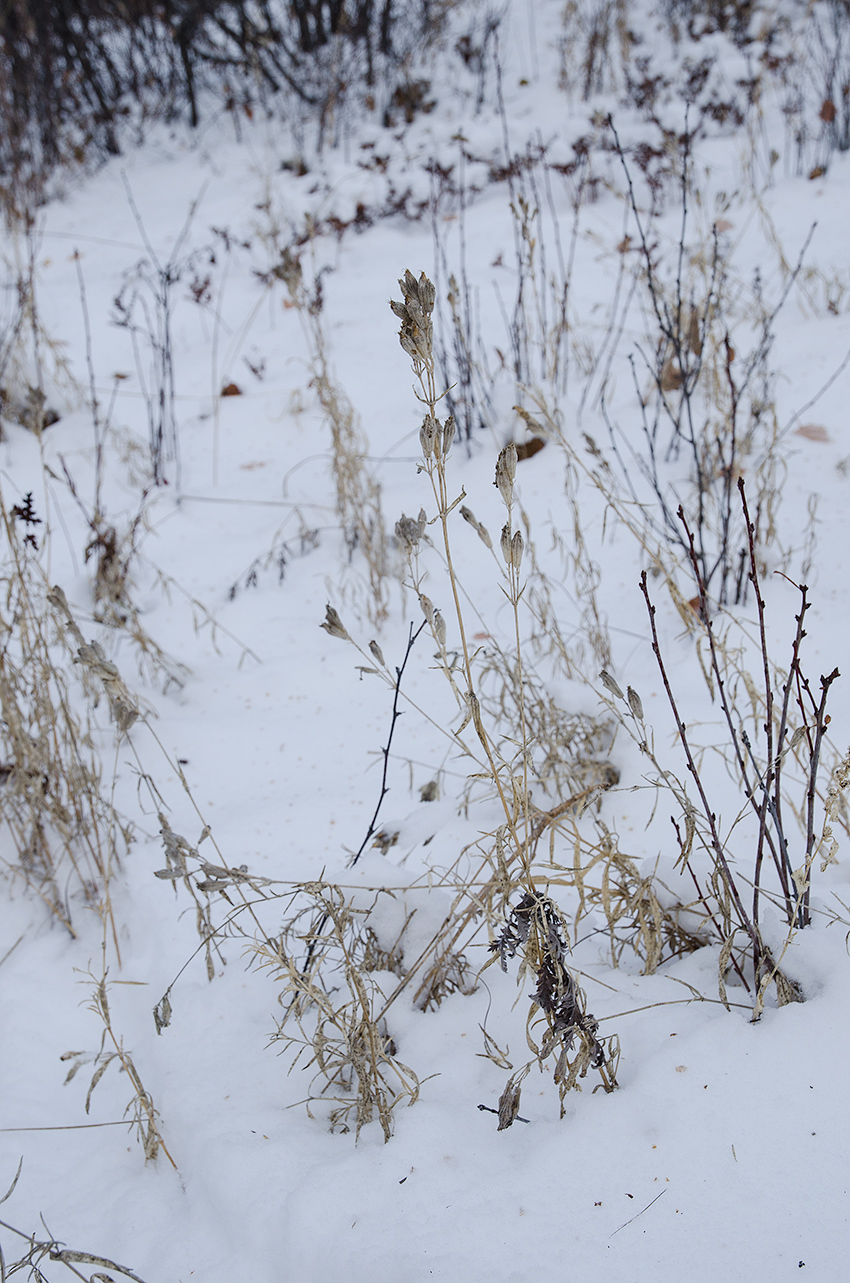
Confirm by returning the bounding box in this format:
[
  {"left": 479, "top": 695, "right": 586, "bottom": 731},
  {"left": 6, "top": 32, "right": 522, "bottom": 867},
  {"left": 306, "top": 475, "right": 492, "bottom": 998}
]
[
  {"left": 442, "top": 415, "right": 456, "bottom": 457},
  {"left": 420, "top": 414, "right": 438, "bottom": 459},
  {"left": 320, "top": 604, "right": 350, "bottom": 641},
  {"left": 627, "top": 686, "right": 644, "bottom": 721},
  {"left": 600, "top": 670, "right": 624, "bottom": 700},
  {"left": 495, "top": 443, "right": 518, "bottom": 506},
  {"left": 395, "top": 512, "right": 422, "bottom": 552},
  {"left": 390, "top": 271, "right": 435, "bottom": 365},
  {"left": 369, "top": 640, "right": 386, "bottom": 667},
  {"left": 511, "top": 530, "right": 524, "bottom": 569},
  {"left": 470, "top": 691, "right": 485, "bottom": 740},
  {"left": 500, "top": 523, "right": 512, "bottom": 565},
  {"left": 419, "top": 594, "right": 435, "bottom": 627},
  {"left": 460, "top": 505, "right": 493, "bottom": 550},
  {"left": 434, "top": 610, "right": 447, "bottom": 648}
]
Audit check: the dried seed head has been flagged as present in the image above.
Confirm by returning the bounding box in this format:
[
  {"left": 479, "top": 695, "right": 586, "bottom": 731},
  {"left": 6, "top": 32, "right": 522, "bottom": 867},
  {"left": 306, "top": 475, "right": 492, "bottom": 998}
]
[
  {"left": 600, "top": 670, "right": 624, "bottom": 701},
  {"left": 420, "top": 414, "right": 438, "bottom": 459},
  {"left": 369, "top": 640, "right": 386, "bottom": 667},
  {"left": 500, "top": 523, "right": 512, "bottom": 565},
  {"left": 399, "top": 268, "right": 435, "bottom": 316},
  {"left": 627, "top": 686, "right": 644, "bottom": 722},
  {"left": 597, "top": 672, "right": 625, "bottom": 703},
  {"left": 441, "top": 416, "right": 455, "bottom": 458},
  {"left": 511, "top": 530, "right": 524, "bottom": 569},
  {"left": 390, "top": 270, "right": 435, "bottom": 366},
  {"left": 469, "top": 691, "right": 485, "bottom": 741},
  {"left": 460, "top": 505, "right": 493, "bottom": 550},
  {"left": 419, "top": 594, "right": 435, "bottom": 627},
  {"left": 433, "top": 610, "right": 447, "bottom": 649},
  {"left": 320, "top": 604, "right": 350, "bottom": 641},
  {"left": 395, "top": 508, "right": 427, "bottom": 552},
  {"left": 495, "top": 443, "right": 518, "bottom": 506}
]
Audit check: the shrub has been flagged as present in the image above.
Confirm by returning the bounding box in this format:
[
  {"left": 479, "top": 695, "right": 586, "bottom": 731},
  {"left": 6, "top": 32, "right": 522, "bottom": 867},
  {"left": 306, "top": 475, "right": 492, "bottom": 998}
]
[{"left": 0, "top": 0, "right": 448, "bottom": 212}]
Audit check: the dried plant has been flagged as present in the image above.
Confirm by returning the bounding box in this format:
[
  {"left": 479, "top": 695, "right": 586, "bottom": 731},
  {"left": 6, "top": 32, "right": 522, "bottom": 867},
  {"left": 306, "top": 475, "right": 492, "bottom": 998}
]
[
  {"left": 1, "top": 1159, "right": 146, "bottom": 1282},
  {"left": 489, "top": 891, "right": 619, "bottom": 1126},
  {"left": 596, "top": 483, "right": 840, "bottom": 1014},
  {"left": 0, "top": 496, "right": 133, "bottom": 943},
  {"left": 261, "top": 883, "right": 421, "bottom": 1140},
  {"left": 599, "top": 117, "right": 802, "bottom": 606},
  {"left": 62, "top": 970, "right": 176, "bottom": 1168},
  {"left": 266, "top": 244, "right": 389, "bottom": 625}
]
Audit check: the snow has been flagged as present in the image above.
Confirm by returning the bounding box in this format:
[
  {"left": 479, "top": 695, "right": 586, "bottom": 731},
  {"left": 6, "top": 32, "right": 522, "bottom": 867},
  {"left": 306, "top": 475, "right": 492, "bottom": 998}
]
[{"left": 2, "top": 0, "right": 850, "bottom": 1277}]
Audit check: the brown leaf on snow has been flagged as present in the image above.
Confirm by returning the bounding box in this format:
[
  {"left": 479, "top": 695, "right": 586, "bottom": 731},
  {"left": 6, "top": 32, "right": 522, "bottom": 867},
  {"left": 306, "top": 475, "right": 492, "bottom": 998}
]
[
  {"left": 660, "top": 357, "right": 683, "bottom": 391},
  {"left": 221, "top": 382, "right": 242, "bottom": 396},
  {"left": 795, "top": 423, "right": 830, "bottom": 442},
  {"left": 515, "top": 437, "right": 546, "bottom": 461}
]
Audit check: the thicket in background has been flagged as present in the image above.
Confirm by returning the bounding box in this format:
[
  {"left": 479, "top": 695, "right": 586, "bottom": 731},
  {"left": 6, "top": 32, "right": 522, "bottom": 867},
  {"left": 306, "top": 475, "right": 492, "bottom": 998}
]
[{"left": 0, "top": 0, "right": 448, "bottom": 212}]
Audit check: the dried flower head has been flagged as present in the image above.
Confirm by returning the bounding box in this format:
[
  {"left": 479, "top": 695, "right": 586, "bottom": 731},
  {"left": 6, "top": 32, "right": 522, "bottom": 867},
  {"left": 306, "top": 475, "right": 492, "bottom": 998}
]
[
  {"left": 390, "top": 270, "right": 435, "bottom": 367},
  {"left": 495, "top": 443, "right": 517, "bottom": 506},
  {"left": 395, "top": 509, "right": 427, "bottom": 553},
  {"left": 320, "top": 604, "right": 350, "bottom": 641}
]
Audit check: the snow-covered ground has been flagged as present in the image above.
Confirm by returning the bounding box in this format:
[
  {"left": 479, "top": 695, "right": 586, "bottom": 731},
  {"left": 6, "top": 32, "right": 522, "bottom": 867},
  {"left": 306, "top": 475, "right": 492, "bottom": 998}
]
[{"left": 2, "top": 1, "right": 850, "bottom": 1278}]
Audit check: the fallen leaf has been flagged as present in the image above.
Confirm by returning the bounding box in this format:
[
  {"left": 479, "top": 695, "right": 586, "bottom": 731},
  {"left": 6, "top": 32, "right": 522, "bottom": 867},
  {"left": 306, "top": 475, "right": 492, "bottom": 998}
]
[
  {"left": 660, "top": 357, "right": 683, "bottom": 391},
  {"left": 515, "top": 437, "right": 546, "bottom": 461},
  {"left": 795, "top": 423, "right": 830, "bottom": 442},
  {"left": 808, "top": 166, "right": 826, "bottom": 180},
  {"left": 221, "top": 382, "right": 242, "bottom": 397}
]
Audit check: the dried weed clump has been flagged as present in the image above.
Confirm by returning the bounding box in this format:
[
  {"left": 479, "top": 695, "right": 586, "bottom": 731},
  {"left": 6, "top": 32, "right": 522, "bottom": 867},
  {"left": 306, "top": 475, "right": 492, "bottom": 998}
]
[
  {"left": 0, "top": 492, "right": 133, "bottom": 940},
  {"left": 1, "top": 1158, "right": 146, "bottom": 1282},
  {"left": 259, "top": 271, "right": 624, "bottom": 1136},
  {"left": 260, "top": 884, "right": 421, "bottom": 1140},
  {"left": 267, "top": 244, "right": 389, "bottom": 625}
]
